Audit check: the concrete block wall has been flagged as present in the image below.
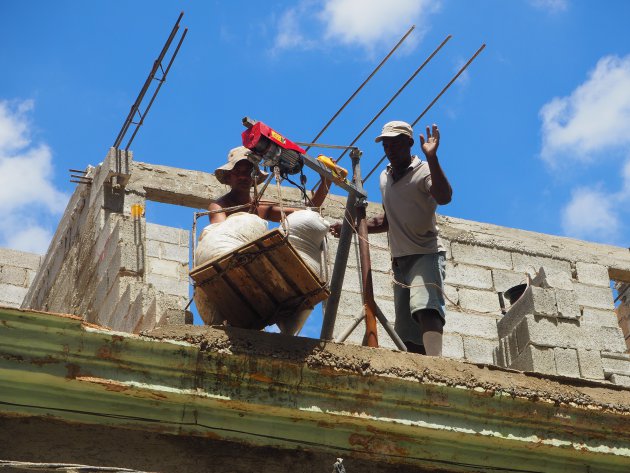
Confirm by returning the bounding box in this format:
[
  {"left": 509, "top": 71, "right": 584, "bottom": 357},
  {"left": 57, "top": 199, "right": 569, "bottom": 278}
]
[
  {"left": 21, "top": 148, "right": 190, "bottom": 333},
  {"left": 13, "top": 150, "right": 630, "bottom": 386},
  {"left": 0, "top": 248, "right": 42, "bottom": 308},
  {"left": 325, "top": 206, "right": 630, "bottom": 386}
]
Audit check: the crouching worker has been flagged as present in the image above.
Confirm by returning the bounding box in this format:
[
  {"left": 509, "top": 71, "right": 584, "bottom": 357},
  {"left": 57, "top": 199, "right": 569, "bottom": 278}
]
[
  {"left": 194, "top": 146, "right": 331, "bottom": 335},
  {"left": 209, "top": 146, "right": 331, "bottom": 224}
]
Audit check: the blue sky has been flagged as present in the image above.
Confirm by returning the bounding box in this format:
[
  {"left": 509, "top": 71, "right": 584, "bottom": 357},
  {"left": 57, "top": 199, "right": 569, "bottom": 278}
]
[{"left": 1, "top": 1, "right": 629, "bottom": 331}]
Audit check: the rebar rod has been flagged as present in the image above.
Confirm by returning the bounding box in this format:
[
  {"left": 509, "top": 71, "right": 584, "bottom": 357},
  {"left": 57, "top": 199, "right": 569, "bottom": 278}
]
[
  {"left": 304, "top": 25, "right": 415, "bottom": 154},
  {"left": 124, "top": 27, "right": 188, "bottom": 150},
  {"left": 334, "top": 35, "right": 452, "bottom": 165},
  {"left": 363, "top": 43, "right": 486, "bottom": 183},
  {"left": 113, "top": 11, "right": 184, "bottom": 149}
]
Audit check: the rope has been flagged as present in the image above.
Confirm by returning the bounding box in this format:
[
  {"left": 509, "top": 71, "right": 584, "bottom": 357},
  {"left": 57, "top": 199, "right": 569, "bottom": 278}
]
[
  {"left": 273, "top": 166, "right": 289, "bottom": 236},
  {"left": 329, "top": 200, "right": 503, "bottom": 316}
]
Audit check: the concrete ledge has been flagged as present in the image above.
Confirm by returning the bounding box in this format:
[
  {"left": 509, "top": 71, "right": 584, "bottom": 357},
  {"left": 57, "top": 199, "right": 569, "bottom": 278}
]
[{"left": 2, "top": 307, "right": 630, "bottom": 473}]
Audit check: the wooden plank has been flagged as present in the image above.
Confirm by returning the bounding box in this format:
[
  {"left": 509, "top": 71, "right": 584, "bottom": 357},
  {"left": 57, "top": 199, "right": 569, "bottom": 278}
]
[
  {"left": 223, "top": 265, "right": 276, "bottom": 320},
  {"left": 196, "top": 268, "right": 258, "bottom": 328},
  {"left": 261, "top": 237, "right": 322, "bottom": 294}
]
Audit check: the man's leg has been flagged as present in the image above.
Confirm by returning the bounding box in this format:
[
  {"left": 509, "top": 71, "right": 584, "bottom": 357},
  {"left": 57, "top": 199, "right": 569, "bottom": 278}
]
[
  {"left": 413, "top": 309, "right": 443, "bottom": 356},
  {"left": 393, "top": 258, "right": 425, "bottom": 353}
]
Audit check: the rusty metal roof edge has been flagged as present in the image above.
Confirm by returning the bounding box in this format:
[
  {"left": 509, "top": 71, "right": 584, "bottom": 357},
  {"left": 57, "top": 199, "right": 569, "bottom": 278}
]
[{"left": 2, "top": 307, "right": 630, "bottom": 472}]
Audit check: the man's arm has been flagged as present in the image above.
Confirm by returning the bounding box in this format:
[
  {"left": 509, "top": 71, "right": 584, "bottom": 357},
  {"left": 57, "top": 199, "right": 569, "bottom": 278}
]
[
  {"left": 330, "top": 211, "right": 388, "bottom": 237},
  {"left": 420, "top": 124, "right": 452, "bottom": 205},
  {"left": 208, "top": 201, "right": 228, "bottom": 224}
]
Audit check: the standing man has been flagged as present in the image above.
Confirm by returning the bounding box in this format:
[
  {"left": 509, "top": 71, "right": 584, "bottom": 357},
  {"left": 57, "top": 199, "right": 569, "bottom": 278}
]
[{"left": 333, "top": 121, "right": 452, "bottom": 355}]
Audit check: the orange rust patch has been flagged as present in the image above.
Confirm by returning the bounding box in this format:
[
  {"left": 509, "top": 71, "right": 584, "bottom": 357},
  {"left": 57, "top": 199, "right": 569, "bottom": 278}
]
[
  {"left": 250, "top": 372, "right": 273, "bottom": 383},
  {"left": 65, "top": 363, "right": 81, "bottom": 379},
  {"left": 30, "top": 355, "right": 59, "bottom": 367},
  {"left": 349, "top": 433, "right": 409, "bottom": 456}
]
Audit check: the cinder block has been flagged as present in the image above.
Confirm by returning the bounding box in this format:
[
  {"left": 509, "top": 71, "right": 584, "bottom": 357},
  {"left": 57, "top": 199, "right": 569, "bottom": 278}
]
[
  {"left": 493, "top": 340, "right": 506, "bottom": 367},
  {"left": 531, "top": 268, "right": 573, "bottom": 291},
  {"left": 147, "top": 257, "right": 187, "bottom": 280},
  {"left": 511, "top": 344, "right": 556, "bottom": 375},
  {"left": 146, "top": 273, "right": 189, "bottom": 298},
  {"left": 444, "top": 263, "right": 493, "bottom": 290},
  {"left": 575, "top": 262, "right": 610, "bottom": 287},
  {"left": 497, "top": 286, "right": 557, "bottom": 338},
  {"left": 577, "top": 349, "right": 605, "bottom": 380},
  {"left": 160, "top": 242, "right": 189, "bottom": 264},
  {"left": 507, "top": 332, "right": 519, "bottom": 363},
  {"left": 595, "top": 326, "right": 627, "bottom": 353},
  {"left": 511, "top": 313, "right": 626, "bottom": 352},
  {"left": 441, "top": 238, "right": 451, "bottom": 260},
  {"left": 146, "top": 239, "right": 161, "bottom": 259},
  {"left": 443, "top": 333, "right": 464, "bottom": 359},
  {"left": 457, "top": 288, "right": 501, "bottom": 314},
  {"left": 554, "top": 288, "right": 580, "bottom": 320},
  {"left": 573, "top": 282, "right": 614, "bottom": 310},
  {"left": 0, "top": 248, "right": 42, "bottom": 270},
  {"left": 601, "top": 353, "right": 630, "bottom": 376},
  {"left": 333, "top": 313, "right": 366, "bottom": 346},
  {"left": 554, "top": 348, "right": 580, "bottom": 378},
  {"left": 582, "top": 308, "right": 618, "bottom": 328},
  {"left": 146, "top": 223, "right": 188, "bottom": 245},
  {"left": 450, "top": 243, "right": 512, "bottom": 270},
  {"left": 443, "top": 284, "right": 459, "bottom": 307},
  {"left": 463, "top": 337, "right": 497, "bottom": 364},
  {"left": 0, "top": 266, "right": 27, "bottom": 286},
  {"left": 492, "top": 269, "right": 528, "bottom": 293},
  {"left": 342, "top": 267, "right": 392, "bottom": 300},
  {"left": 444, "top": 310, "right": 499, "bottom": 339},
  {"left": 26, "top": 269, "right": 37, "bottom": 286},
  {"left": 511, "top": 254, "right": 571, "bottom": 279},
  {"left": 0, "top": 284, "right": 29, "bottom": 306},
  {"left": 609, "top": 374, "right": 630, "bottom": 387}
]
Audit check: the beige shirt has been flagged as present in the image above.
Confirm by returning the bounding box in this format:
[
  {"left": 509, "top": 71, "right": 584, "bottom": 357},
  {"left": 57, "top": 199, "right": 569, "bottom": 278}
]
[{"left": 380, "top": 156, "right": 444, "bottom": 257}]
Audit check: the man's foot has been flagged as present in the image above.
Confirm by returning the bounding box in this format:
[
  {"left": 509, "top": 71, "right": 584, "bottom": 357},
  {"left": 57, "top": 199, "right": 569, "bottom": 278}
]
[{"left": 404, "top": 341, "right": 426, "bottom": 355}]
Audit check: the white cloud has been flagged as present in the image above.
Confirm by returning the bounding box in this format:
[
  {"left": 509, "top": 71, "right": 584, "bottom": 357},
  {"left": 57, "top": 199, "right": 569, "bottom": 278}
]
[
  {"left": 0, "top": 99, "right": 68, "bottom": 254},
  {"left": 320, "top": 0, "right": 435, "bottom": 50},
  {"left": 529, "top": 0, "right": 568, "bottom": 13},
  {"left": 271, "top": 4, "right": 318, "bottom": 53},
  {"left": 271, "top": 0, "right": 440, "bottom": 54},
  {"left": 539, "top": 55, "right": 630, "bottom": 166},
  {"left": 4, "top": 224, "right": 53, "bottom": 254},
  {"left": 561, "top": 187, "right": 620, "bottom": 243}
]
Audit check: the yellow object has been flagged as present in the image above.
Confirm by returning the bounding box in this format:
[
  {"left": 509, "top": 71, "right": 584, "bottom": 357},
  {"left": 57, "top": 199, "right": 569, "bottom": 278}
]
[
  {"left": 317, "top": 155, "right": 348, "bottom": 181},
  {"left": 131, "top": 203, "right": 145, "bottom": 218}
]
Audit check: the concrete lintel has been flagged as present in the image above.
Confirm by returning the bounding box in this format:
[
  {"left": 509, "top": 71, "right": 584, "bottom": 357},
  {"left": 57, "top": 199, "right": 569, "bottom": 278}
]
[{"left": 1, "top": 307, "right": 630, "bottom": 473}]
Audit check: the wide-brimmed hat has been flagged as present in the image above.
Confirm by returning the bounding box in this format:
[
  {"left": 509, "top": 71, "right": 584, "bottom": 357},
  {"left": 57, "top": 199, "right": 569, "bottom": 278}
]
[
  {"left": 374, "top": 120, "right": 414, "bottom": 143},
  {"left": 214, "top": 146, "right": 269, "bottom": 185}
]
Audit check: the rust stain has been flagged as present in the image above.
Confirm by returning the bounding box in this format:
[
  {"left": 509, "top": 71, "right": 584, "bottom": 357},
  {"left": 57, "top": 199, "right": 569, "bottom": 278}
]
[
  {"left": 65, "top": 363, "right": 81, "bottom": 379},
  {"left": 349, "top": 433, "right": 409, "bottom": 456},
  {"left": 250, "top": 372, "right": 273, "bottom": 383},
  {"left": 30, "top": 355, "right": 60, "bottom": 367},
  {"left": 96, "top": 345, "right": 113, "bottom": 359}
]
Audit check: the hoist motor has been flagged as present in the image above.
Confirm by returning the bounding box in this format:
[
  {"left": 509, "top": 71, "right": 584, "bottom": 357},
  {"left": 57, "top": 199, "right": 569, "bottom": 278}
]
[{"left": 241, "top": 117, "right": 304, "bottom": 176}]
